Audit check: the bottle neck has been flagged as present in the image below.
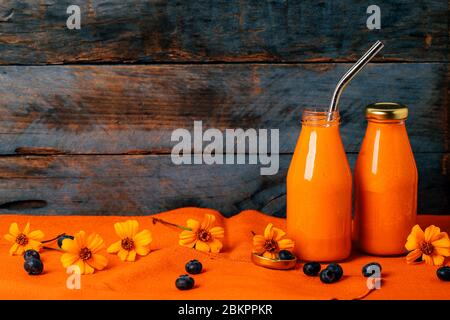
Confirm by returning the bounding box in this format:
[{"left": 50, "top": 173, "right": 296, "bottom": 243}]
[
  {"left": 301, "top": 109, "right": 340, "bottom": 128},
  {"left": 367, "top": 118, "right": 406, "bottom": 126}
]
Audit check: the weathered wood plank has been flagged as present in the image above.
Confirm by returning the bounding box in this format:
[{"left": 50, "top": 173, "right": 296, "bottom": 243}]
[
  {"left": 0, "top": 153, "right": 447, "bottom": 216},
  {"left": 0, "top": 63, "right": 447, "bottom": 154},
  {"left": 0, "top": 0, "right": 447, "bottom": 64}
]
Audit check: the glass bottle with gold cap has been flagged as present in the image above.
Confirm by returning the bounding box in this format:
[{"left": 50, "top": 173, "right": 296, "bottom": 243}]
[{"left": 354, "top": 102, "right": 418, "bottom": 255}]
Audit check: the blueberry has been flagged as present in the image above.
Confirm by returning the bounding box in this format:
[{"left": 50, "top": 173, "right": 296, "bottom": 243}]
[
  {"left": 319, "top": 268, "right": 336, "bottom": 284},
  {"left": 175, "top": 275, "right": 195, "bottom": 290},
  {"left": 362, "top": 262, "right": 382, "bottom": 277},
  {"left": 278, "top": 250, "right": 295, "bottom": 260},
  {"left": 326, "top": 263, "right": 343, "bottom": 281},
  {"left": 24, "top": 258, "right": 43, "bottom": 275},
  {"left": 23, "top": 249, "right": 40, "bottom": 261},
  {"left": 57, "top": 235, "right": 74, "bottom": 248},
  {"left": 185, "top": 260, "right": 203, "bottom": 275},
  {"left": 303, "top": 262, "right": 321, "bottom": 276},
  {"left": 436, "top": 266, "right": 450, "bottom": 281}
]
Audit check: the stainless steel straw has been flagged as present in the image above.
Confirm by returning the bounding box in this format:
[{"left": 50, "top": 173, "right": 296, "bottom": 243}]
[{"left": 328, "top": 40, "right": 384, "bottom": 119}]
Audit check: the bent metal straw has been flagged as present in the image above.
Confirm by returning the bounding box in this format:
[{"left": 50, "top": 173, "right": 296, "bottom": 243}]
[{"left": 327, "top": 40, "right": 384, "bottom": 120}]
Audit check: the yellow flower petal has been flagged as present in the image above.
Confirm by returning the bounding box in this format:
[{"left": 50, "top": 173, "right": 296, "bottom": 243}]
[
  {"left": 186, "top": 219, "right": 200, "bottom": 231},
  {"left": 9, "top": 243, "right": 19, "bottom": 256},
  {"left": 4, "top": 234, "right": 15, "bottom": 242},
  {"left": 424, "top": 225, "right": 441, "bottom": 242},
  {"left": 23, "top": 222, "right": 30, "bottom": 235},
  {"left": 61, "top": 253, "right": 79, "bottom": 268},
  {"left": 431, "top": 233, "right": 450, "bottom": 249},
  {"left": 83, "top": 262, "right": 95, "bottom": 275},
  {"left": 278, "top": 238, "right": 295, "bottom": 250},
  {"left": 406, "top": 248, "right": 422, "bottom": 264},
  {"left": 75, "top": 231, "right": 87, "bottom": 248},
  {"left": 75, "top": 260, "right": 85, "bottom": 275},
  {"left": 201, "top": 214, "right": 216, "bottom": 230},
  {"left": 15, "top": 246, "right": 25, "bottom": 256},
  {"left": 195, "top": 241, "right": 210, "bottom": 253},
  {"left": 209, "top": 239, "right": 223, "bottom": 253},
  {"left": 179, "top": 230, "right": 197, "bottom": 245},
  {"left": 114, "top": 222, "right": 126, "bottom": 238},
  {"left": 253, "top": 235, "right": 265, "bottom": 246},
  {"left": 209, "top": 226, "right": 224, "bottom": 239},
  {"left": 264, "top": 223, "right": 274, "bottom": 240},
  {"left": 135, "top": 245, "right": 150, "bottom": 256},
  {"left": 9, "top": 223, "right": 19, "bottom": 237},
  {"left": 423, "top": 254, "right": 433, "bottom": 266},
  {"left": 127, "top": 220, "right": 139, "bottom": 237},
  {"left": 263, "top": 251, "right": 276, "bottom": 259},
  {"left": 126, "top": 250, "right": 136, "bottom": 262},
  {"left": 89, "top": 254, "right": 108, "bottom": 270},
  {"left": 273, "top": 227, "right": 286, "bottom": 241},
  {"left": 107, "top": 240, "right": 122, "bottom": 253},
  {"left": 405, "top": 225, "right": 424, "bottom": 251},
  {"left": 28, "top": 230, "right": 44, "bottom": 241},
  {"left": 432, "top": 254, "right": 445, "bottom": 266},
  {"left": 87, "top": 233, "right": 104, "bottom": 253},
  {"left": 434, "top": 246, "right": 450, "bottom": 257},
  {"left": 117, "top": 249, "right": 128, "bottom": 262},
  {"left": 179, "top": 238, "right": 197, "bottom": 247},
  {"left": 25, "top": 240, "right": 42, "bottom": 251},
  {"left": 61, "top": 238, "right": 79, "bottom": 253},
  {"left": 253, "top": 246, "right": 265, "bottom": 255},
  {"left": 134, "top": 229, "right": 152, "bottom": 246}
]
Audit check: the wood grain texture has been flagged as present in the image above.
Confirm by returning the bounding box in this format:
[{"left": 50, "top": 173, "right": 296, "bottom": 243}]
[
  {"left": 0, "top": 153, "right": 447, "bottom": 216},
  {"left": 0, "top": 63, "right": 447, "bottom": 154},
  {"left": 0, "top": 0, "right": 447, "bottom": 64}
]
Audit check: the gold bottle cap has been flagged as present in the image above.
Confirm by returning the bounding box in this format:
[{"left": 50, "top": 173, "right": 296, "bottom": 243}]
[
  {"left": 251, "top": 253, "right": 297, "bottom": 270},
  {"left": 366, "top": 102, "right": 408, "bottom": 120}
]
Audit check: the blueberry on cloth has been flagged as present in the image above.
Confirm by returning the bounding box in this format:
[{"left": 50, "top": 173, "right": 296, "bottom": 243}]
[
  {"left": 303, "top": 262, "right": 321, "bottom": 276},
  {"left": 436, "top": 266, "right": 450, "bottom": 281},
  {"left": 23, "top": 249, "right": 40, "bottom": 261},
  {"left": 185, "top": 260, "right": 203, "bottom": 275},
  {"left": 319, "top": 268, "right": 337, "bottom": 284},
  {"left": 326, "top": 263, "right": 343, "bottom": 281},
  {"left": 24, "top": 258, "right": 43, "bottom": 275},
  {"left": 176, "top": 275, "right": 195, "bottom": 290}
]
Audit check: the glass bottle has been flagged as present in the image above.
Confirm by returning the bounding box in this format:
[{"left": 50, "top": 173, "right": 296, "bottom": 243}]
[
  {"left": 287, "top": 109, "right": 352, "bottom": 261},
  {"left": 354, "top": 103, "right": 417, "bottom": 255}
]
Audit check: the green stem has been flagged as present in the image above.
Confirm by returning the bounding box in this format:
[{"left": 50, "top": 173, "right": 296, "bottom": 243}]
[
  {"left": 42, "top": 233, "right": 66, "bottom": 244},
  {"left": 42, "top": 246, "right": 63, "bottom": 251},
  {"left": 152, "top": 217, "right": 192, "bottom": 231}
]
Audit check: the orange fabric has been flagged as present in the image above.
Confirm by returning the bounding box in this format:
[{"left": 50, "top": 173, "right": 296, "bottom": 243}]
[{"left": 0, "top": 208, "right": 449, "bottom": 300}]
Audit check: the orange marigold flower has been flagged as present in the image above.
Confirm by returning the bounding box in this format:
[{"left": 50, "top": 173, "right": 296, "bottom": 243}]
[
  {"left": 61, "top": 231, "right": 108, "bottom": 275},
  {"left": 405, "top": 224, "right": 450, "bottom": 266},
  {"left": 107, "top": 220, "right": 152, "bottom": 262},
  {"left": 179, "top": 214, "right": 224, "bottom": 253},
  {"left": 4, "top": 222, "right": 44, "bottom": 256},
  {"left": 253, "top": 223, "right": 294, "bottom": 259}
]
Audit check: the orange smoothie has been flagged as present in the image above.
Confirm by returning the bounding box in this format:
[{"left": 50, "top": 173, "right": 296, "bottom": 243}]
[
  {"left": 354, "top": 103, "right": 417, "bottom": 255},
  {"left": 287, "top": 109, "right": 352, "bottom": 261}
]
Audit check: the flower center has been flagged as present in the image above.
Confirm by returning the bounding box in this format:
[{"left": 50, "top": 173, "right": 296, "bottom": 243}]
[
  {"left": 15, "top": 233, "right": 28, "bottom": 246},
  {"left": 264, "top": 239, "right": 279, "bottom": 253},
  {"left": 79, "top": 247, "right": 92, "bottom": 261},
  {"left": 197, "top": 229, "right": 211, "bottom": 242},
  {"left": 121, "top": 237, "right": 135, "bottom": 251},
  {"left": 420, "top": 241, "right": 434, "bottom": 255}
]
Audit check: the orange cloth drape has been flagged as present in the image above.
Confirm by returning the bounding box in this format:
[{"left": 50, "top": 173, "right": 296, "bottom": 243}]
[{"left": 0, "top": 208, "right": 449, "bottom": 300}]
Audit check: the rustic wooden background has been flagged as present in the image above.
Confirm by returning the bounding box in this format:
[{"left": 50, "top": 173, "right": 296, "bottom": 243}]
[{"left": 0, "top": 0, "right": 448, "bottom": 216}]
